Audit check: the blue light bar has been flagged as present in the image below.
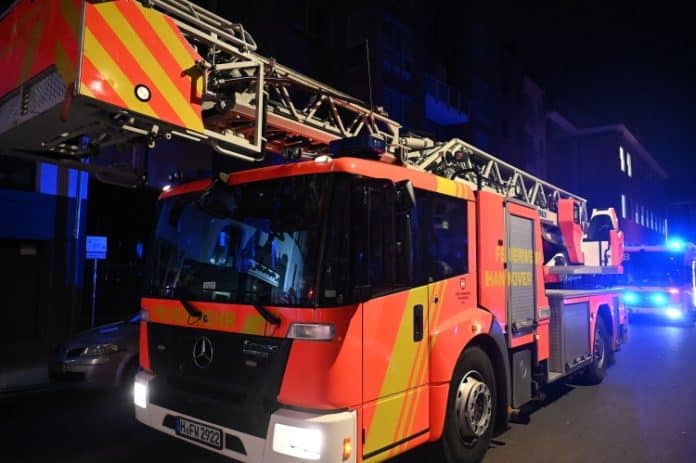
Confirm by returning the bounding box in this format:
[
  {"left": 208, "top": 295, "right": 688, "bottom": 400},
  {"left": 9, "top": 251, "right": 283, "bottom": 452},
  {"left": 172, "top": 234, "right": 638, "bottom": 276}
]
[
  {"left": 622, "top": 291, "right": 639, "bottom": 304},
  {"left": 328, "top": 134, "right": 386, "bottom": 159},
  {"left": 650, "top": 293, "right": 668, "bottom": 305},
  {"left": 667, "top": 238, "right": 685, "bottom": 252}
]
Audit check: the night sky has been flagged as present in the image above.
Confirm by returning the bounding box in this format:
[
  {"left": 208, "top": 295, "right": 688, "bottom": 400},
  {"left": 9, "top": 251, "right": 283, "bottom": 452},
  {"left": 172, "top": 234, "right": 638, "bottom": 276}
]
[{"left": 499, "top": 1, "right": 696, "bottom": 188}]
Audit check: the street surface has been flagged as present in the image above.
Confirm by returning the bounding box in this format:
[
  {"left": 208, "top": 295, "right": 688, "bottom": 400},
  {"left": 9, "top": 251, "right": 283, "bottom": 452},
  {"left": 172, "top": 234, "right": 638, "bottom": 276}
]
[{"left": 1, "top": 318, "right": 695, "bottom": 463}]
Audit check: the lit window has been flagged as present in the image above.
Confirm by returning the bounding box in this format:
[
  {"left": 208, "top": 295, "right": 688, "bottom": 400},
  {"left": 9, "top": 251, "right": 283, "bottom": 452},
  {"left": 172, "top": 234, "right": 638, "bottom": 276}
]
[
  {"left": 627, "top": 152, "right": 632, "bottom": 177},
  {"left": 619, "top": 146, "right": 625, "bottom": 172},
  {"left": 621, "top": 194, "right": 627, "bottom": 219},
  {"left": 634, "top": 203, "right": 639, "bottom": 223}
]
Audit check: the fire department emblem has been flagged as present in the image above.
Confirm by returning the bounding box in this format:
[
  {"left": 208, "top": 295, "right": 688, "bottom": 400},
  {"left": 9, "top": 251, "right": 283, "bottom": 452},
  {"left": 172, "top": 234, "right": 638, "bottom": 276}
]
[{"left": 460, "top": 278, "right": 466, "bottom": 289}]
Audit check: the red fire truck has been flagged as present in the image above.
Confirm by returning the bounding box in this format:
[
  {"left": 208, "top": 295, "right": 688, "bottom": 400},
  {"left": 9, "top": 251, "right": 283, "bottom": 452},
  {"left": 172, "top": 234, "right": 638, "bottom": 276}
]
[{"left": 0, "top": 1, "right": 628, "bottom": 462}]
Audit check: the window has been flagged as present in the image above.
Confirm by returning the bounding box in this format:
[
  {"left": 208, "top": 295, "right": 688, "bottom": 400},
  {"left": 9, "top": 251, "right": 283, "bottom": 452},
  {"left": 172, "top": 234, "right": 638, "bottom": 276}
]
[
  {"left": 619, "top": 146, "right": 625, "bottom": 172},
  {"left": 412, "top": 190, "right": 468, "bottom": 283},
  {"left": 627, "top": 152, "right": 632, "bottom": 177},
  {"left": 0, "top": 155, "right": 35, "bottom": 191},
  {"left": 634, "top": 202, "right": 639, "bottom": 223},
  {"left": 621, "top": 194, "right": 627, "bottom": 219},
  {"left": 381, "top": 15, "right": 413, "bottom": 81}
]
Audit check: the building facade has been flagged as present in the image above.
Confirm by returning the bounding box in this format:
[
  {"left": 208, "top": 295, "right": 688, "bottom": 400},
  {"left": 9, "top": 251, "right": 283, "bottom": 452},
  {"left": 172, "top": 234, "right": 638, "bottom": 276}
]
[{"left": 546, "top": 112, "right": 669, "bottom": 245}]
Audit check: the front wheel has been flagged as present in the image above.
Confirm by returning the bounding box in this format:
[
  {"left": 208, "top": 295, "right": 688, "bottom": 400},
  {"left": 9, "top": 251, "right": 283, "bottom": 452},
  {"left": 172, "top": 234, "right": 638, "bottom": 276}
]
[{"left": 439, "top": 346, "right": 497, "bottom": 463}]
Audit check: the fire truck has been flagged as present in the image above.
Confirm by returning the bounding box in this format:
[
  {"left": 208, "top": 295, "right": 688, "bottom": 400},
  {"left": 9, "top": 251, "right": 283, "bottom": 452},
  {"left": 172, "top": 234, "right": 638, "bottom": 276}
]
[
  {"left": 620, "top": 240, "right": 696, "bottom": 323},
  {"left": 0, "top": 1, "right": 628, "bottom": 462}
]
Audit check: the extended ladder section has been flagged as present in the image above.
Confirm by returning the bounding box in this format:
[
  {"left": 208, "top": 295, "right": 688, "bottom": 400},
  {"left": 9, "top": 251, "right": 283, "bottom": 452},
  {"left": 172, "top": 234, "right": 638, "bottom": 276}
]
[
  {"left": 398, "top": 136, "right": 623, "bottom": 274},
  {"left": 400, "top": 136, "right": 586, "bottom": 224},
  {"left": 0, "top": 0, "right": 401, "bottom": 163}
]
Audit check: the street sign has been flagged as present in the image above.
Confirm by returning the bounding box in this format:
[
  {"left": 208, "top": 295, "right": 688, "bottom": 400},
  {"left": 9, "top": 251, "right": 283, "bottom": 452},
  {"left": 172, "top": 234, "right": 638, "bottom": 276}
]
[{"left": 86, "top": 235, "right": 107, "bottom": 260}]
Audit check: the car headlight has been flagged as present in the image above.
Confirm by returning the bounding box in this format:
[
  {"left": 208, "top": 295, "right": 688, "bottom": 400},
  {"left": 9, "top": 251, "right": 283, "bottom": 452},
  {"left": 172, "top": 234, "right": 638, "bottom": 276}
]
[
  {"left": 81, "top": 344, "right": 119, "bottom": 356},
  {"left": 272, "top": 423, "right": 323, "bottom": 460}
]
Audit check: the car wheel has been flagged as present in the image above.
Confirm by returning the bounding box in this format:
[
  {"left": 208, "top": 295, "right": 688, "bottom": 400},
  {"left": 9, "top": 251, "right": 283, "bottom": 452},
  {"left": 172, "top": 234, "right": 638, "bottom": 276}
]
[{"left": 438, "top": 346, "right": 496, "bottom": 463}]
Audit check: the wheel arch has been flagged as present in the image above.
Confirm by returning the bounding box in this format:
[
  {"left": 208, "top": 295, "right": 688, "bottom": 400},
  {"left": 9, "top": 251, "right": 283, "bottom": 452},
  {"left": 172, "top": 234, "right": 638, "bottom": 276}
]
[
  {"left": 467, "top": 319, "right": 510, "bottom": 434},
  {"left": 429, "top": 313, "right": 510, "bottom": 440},
  {"left": 596, "top": 303, "right": 615, "bottom": 364}
]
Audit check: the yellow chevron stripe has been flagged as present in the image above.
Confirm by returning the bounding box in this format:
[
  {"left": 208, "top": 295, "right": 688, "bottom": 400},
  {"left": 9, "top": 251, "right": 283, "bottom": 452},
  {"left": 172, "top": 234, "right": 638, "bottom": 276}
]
[
  {"left": 429, "top": 281, "right": 445, "bottom": 349},
  {"left": 82, "top": 28, "right": 158, "bottom": 118},
  {"left": 55, "top": 42, "right": 75, "bottom": 85},
  {"left": 143, "top": 7, "right": 201, "bottom": 75},
  {"left": 241, "top": 314, "right": 266, "bottom": 335},
  {"left": 391, "top": 338, "right": 426, "bottom": 448},
  {"left": 96, "top": 3, "right": 202, "bottom": 129},
  {"left": 17, "top": 13, "right": 44, "bottom": 85},
  {"left": 365, "top": 286, "right": 428, "bottom": 455},
  {"left": 59, "top": 0, "right": 80, "bottom": 37}
]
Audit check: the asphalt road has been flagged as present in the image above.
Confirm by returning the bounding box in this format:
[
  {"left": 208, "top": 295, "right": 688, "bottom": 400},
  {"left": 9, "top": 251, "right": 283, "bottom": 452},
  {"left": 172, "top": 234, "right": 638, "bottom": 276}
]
[{"left": 1, "top": 318, "right": 695, "bottom": 463}]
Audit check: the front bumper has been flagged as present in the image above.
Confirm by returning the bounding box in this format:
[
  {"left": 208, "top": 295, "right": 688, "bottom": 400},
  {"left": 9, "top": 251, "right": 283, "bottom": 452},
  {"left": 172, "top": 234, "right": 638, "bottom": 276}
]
[
  {"left": 49, "top": 352, "right": 129, "bottom": 388},
  {"left": 134, "top": 371, "right": 357, "bottom": 462},
  {"left": 626, "top": 305, "right": 689, "bottom": 319}
]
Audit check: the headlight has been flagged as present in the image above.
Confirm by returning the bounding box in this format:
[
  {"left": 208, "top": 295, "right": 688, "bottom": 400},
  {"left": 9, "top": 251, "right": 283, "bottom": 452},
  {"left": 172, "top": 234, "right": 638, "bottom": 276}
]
[
  {"left": 665, "top": 308, "right": 683, "bottom": 320},
  {"left": 287, "top": 323, "right": 335, "bottom": 341},
  {"left": 272, "top": 423, "right": 323, "bottom": 460},
  {"left": 133, "top": 380, "right": 148, "bottom": 408},
  {"left": 82, "top": 344, "right": 119, "bottom": 356}
]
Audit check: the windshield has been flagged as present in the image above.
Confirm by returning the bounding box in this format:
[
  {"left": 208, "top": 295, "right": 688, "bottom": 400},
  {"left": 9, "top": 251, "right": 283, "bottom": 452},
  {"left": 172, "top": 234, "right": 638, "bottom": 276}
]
[
  {"left": 146, "top": 174, "right": 332, "bottom": 307},
  {"left": 621, "top": 250, "right": 692, "bottom": 286}
]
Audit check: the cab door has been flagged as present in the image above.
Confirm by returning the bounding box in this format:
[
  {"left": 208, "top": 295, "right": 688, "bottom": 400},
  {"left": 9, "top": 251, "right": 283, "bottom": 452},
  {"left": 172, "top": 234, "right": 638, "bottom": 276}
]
[{"left": 353, "top": 180, "right": 431, "bottom": 461}]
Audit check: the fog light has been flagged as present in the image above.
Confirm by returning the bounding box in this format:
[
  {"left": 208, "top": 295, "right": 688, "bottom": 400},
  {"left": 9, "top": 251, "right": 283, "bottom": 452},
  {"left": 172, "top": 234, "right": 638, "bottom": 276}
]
[
  {"left": 272, "top": 423, "right": 322, "bottom": 460},
  {"left": 134, "top": 381, "right": 148, "bottom": 408}
]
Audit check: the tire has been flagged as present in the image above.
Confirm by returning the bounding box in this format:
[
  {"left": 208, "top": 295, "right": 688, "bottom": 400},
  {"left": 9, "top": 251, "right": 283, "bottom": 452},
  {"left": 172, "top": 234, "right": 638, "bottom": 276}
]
[
  {"left": 583, "top": 317, "right": 609, "bottom": 385},
  {"left": 438, "top": 346, "right": 497, "bottom": 463}
]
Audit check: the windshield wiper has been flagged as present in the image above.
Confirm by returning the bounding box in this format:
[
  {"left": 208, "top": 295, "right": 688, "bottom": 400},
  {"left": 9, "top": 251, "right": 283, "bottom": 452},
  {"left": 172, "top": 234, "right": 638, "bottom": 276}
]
[
  {"left": 181, "top": 298, "right": 203, "bottom": 319},
  {"left": 253, "top": 303, "right": 280, "bottom": 325}
]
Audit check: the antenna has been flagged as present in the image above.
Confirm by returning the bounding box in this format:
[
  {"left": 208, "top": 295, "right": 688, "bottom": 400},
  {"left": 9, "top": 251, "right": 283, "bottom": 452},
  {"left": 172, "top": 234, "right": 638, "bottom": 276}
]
[{"left": 365, "top": 39, "right": 374, "bottom": 111}]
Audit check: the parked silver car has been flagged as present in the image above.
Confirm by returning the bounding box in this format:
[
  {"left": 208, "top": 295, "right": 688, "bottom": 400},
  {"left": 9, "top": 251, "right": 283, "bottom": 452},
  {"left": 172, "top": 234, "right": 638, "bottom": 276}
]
[{"left": 49, "top": 314, "right": 140, "bottom": 388}]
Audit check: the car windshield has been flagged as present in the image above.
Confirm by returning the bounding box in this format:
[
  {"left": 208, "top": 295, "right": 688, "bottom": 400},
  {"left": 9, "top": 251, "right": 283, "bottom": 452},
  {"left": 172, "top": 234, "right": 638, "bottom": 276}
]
[
  {"left": 145, "top": 174, "right": 333, "bottom": 307},
  {"left": 621, "top": 250, "right": 691, "bottom": 286}
]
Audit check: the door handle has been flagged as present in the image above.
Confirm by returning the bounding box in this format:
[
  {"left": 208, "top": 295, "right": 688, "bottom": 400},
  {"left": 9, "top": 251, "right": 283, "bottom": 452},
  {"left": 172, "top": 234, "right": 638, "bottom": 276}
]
[{"left": 413, "top": 304, "right": 423, "bottom": 342}]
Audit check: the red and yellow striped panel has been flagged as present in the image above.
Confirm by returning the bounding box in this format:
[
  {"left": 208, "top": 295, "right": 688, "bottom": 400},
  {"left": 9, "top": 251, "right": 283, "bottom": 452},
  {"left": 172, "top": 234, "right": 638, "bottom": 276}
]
[
  {"left": 361, "top": 286, "right": 430, "bottom": 461},
  {"left": 0, "top": 0, "right": 81, "bottom": 98},
  {"left": 80, "top": 1, "right": 204, "bottom": 131}
]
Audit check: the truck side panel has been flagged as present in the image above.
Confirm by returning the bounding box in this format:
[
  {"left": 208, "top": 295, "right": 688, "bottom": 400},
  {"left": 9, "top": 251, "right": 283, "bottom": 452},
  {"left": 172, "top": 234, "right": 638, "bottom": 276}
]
[
  {"left": 80, "top": 1, "right": 204, "bottom": 131},
  {"left": 0, "top": 0, "right": 81, "bottom": 98}
]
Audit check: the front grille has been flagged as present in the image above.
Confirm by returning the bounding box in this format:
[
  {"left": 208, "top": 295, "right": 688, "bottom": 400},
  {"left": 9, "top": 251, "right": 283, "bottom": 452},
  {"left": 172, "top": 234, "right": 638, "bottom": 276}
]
[{"left": 147, "top": 323, "right": 292, "bottom": 437}]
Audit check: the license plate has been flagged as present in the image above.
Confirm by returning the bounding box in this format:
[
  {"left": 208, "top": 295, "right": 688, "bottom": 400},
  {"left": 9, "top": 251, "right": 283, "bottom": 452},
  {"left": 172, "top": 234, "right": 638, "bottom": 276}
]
[{"left": 175, "top": 417, "right": 223, "bottom": 450}]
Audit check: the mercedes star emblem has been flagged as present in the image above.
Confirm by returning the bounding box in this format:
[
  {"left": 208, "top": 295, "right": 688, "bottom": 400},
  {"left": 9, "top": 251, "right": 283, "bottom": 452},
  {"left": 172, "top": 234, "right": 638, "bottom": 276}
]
[{"left": 192, "top": 336, "right": 214, "bottom": 369}]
